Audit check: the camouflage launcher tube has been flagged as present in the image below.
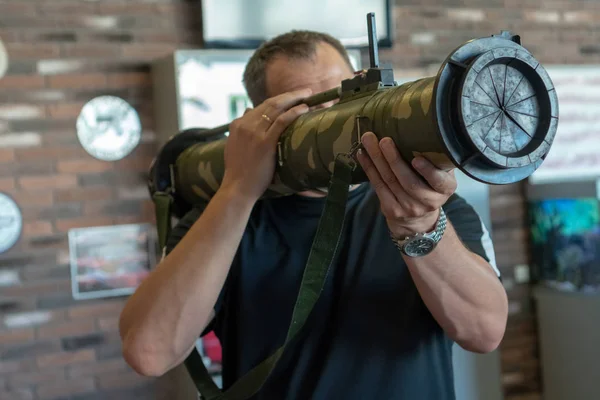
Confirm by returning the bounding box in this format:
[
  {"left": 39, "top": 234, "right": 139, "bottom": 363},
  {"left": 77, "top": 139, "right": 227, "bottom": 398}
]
[{"left": 151, "top": 31, "right": 559, "bottom": 213}]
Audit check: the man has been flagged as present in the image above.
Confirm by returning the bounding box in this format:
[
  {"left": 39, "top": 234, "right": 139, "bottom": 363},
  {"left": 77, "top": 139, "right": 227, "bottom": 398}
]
[{"left": 119, "top": 31, "right": 508, "bottom": 399}]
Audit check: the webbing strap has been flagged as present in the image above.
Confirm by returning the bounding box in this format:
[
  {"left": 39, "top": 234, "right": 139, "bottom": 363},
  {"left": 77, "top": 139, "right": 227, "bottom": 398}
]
[{"left": 153, "top": 155, "right": 355, "bottom": 400}]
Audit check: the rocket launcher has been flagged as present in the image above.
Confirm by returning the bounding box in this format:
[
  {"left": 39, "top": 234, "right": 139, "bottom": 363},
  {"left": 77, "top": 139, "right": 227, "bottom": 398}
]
[{"left": 148, "top": 22, "right": 558, "bottom": 220}]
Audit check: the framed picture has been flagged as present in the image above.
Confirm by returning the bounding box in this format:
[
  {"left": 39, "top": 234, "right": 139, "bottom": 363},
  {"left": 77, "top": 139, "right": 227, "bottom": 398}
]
[{"left": 68, "top": 223, "right": 156, "bottom": 300}]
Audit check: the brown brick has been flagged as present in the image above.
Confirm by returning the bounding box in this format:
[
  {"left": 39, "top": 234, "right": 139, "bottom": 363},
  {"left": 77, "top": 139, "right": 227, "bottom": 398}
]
[
  {"left": 36, "top": 319, "right": 97, "bottom": 340},
  {"left": 68, "top": 300, "right": 124, "bottom": 319},
  {"left": 22, "top": 221, "right": 53, "bottom": 237},
  {"left": 0, "top": 177, "right": 16, "bottom": 190},
  {"left": 57, "top": 159, "right": 113, "bottom": 174},
  {"left": 36, "top": 349, "right": 95, "bottom": 369},
  {"left": 54, "top": 187, "right": 114, "bottom": 202},
  {"left": 5, "top": 190, "right": 53, "bottom": 207},
  {"left": 115, "top": 156, "right": 155, "bottom": 172},
  {"left": 55, "top": 216, "right": 115, "bottom": 232},
  {"left": 36, "top": 378, "right": 96, "bottom": 400},
  {"left": 67, "top": 358, "right": 127, "bottom": 379},
  {"left": 97, "top": 2, "right": 158, "bottom": 14},
  {"left": 60, "top": 43, "right": 121, "bottom": 58},
  {"left": 38, "top": 2, "right": 97, "bottom": 15},
  {"left": 46, "top": 103, "right": 84, "bottom": 119},
  {"left": 0, "top": 328, "right": 35, "bottom": 345},
  {"left": 15, "top": 147, "right": 86, "bottom": 162},
  {"left": 39, "top": 130, "right": 78, "bottom": 146},
  {"left": 5, "top": 44, "right": 60, "bottom": 59},
  {"left": 120, "top": 44, "right": 177, "bottom": 60},
  {"left": 0, "top": 2, "right": 37, "bottom": 14},
  {"left": 2, "top": 280, "right": 71, "bottom": 297},
  {"left": 0, "top": 75, "right": 46, "bottom": 89},
  {"left": 19, "top": 174, "right": 77, "bottom": 190},
  {"left": 0, "top": 148, "right": 15, "bottom": 162},
  {"left": 48, "top": 73, "right": 107, "bottom": 89},
  {"left": 21, "top": 263, "right": 69, "bottom": 281},
  {"left": 107, "top": 72, "right": 151, "bottom": 88}
]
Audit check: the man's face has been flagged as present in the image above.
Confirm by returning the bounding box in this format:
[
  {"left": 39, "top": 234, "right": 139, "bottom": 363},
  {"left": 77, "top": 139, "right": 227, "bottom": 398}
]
[{"left": 264, "top": 42, "right": 355, "bottom": 109}]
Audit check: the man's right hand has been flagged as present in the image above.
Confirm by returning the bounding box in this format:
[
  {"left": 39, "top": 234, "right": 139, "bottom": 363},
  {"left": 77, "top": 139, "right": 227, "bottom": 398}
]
[{"left": 221, "top": 88, "right": 312, "bottom": 202}]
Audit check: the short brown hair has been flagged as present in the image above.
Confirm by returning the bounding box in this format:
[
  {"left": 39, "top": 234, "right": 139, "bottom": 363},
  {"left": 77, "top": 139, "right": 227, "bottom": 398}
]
[{"left": 242, "top": 30, "right": 354, "bottom": 106}]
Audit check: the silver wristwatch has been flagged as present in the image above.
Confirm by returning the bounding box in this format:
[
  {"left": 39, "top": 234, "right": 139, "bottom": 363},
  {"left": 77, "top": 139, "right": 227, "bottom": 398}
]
[{"left": 391, "top": 208, "right": 447, "bottom": 257}]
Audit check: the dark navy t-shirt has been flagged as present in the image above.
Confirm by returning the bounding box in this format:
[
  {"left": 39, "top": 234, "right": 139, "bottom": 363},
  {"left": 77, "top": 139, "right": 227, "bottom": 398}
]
[{"left": 166, "top": 183, "right": 498, "bottom": 400}]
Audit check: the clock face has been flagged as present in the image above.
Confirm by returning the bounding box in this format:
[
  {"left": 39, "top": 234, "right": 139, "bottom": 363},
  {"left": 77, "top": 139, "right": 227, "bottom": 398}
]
[
  {"left": 76, "top": 96, "right": 142, "bottom": 161},
  {"left": 404, "top": 237, "right": 435, "bottom": 257},
  {"left": 0, "top": 36, "right": 8, "bottom": 80},
  {"left": 0, "top": 193, "right": 22, "bottom": 253}
]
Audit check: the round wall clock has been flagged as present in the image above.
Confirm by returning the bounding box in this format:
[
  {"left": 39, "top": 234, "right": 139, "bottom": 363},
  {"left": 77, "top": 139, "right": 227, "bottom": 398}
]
[
  {"left": 0, "top": 193, "right": 22, "bottom": 254},
  {"left": 76, "top": 96, "right": 142, "bottom": 161},
  {"left": 0, "top": 36, "right": 8, "bottom": 80}
]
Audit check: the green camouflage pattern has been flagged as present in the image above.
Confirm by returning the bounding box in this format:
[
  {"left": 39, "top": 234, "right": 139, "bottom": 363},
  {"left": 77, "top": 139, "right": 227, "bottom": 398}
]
[{"left": 175, "top": 76, "right": 453, "bottom": 206}]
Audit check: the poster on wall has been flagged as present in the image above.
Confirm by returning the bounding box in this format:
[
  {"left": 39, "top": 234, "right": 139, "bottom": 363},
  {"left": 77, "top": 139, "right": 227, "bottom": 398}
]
[
  {"left": 68, "top": 224, "right": 156, "bottom": 300},
  {"left": 175, "top": 49, "right": 362, "bottom": 132},
  {"left": 529, "top": 198, "right": 600, "bottom": 293},
  {"left": 529, "top": 65, "right": 600, "bottom": 184}
]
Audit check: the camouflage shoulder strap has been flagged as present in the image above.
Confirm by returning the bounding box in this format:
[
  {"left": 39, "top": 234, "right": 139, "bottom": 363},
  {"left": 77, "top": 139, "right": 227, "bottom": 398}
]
[{"left": 153, "top": 153, "right": 357, "bottom": 400}]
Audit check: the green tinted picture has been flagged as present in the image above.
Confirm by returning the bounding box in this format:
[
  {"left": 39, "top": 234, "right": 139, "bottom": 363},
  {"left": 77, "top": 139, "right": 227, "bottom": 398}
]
[{"left": 530, "top": 198, "right": 600, "bottom": 293}]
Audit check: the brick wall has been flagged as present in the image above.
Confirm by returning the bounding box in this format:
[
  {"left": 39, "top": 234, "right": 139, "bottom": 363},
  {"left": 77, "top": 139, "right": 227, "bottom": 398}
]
[
  {"left": 0, "top": 1, "right": 203, "bottom": 399},
  {"left": 0, "top": 0, "right": 596, "bottom": 400}
]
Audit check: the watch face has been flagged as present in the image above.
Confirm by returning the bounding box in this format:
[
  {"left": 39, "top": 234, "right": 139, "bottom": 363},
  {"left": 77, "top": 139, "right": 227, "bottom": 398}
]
[
  {"left": 76, "top": 96, "right": 142, "bottom": 161},
  {"left": 0, "top": 193, "right": 22, "bottom": 253},
  {"left": 404, "top": 237, "right": 436, "bottom": 257}
]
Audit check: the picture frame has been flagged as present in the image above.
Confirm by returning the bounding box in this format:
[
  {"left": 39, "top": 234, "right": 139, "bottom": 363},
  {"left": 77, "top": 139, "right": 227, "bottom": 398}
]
[{"left": 68, "top": 223, "right": 156, "bottom": 300}]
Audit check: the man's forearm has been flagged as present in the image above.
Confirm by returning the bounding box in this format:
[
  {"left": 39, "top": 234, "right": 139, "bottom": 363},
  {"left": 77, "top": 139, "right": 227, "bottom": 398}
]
[
  {"left": 119, "top": 186, "right": 256, "bottom": 376},
  {"left": 403, "top": 221, "right": 508, "bottom": 353}
]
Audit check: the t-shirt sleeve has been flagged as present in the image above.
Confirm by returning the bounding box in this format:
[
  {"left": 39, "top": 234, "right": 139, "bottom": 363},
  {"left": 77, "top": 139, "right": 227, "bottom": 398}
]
[
  {"left": 163, "top": 206, "right": 229, "bottom": 336},
  {"left": 443, "top": 194, "right": 500, "bottom": 278}
]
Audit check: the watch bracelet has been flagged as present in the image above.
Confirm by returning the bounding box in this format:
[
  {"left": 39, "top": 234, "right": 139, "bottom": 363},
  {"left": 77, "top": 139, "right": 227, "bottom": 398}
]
[{"left": 389, "top": 207, "right": 447, "bottom": 250}]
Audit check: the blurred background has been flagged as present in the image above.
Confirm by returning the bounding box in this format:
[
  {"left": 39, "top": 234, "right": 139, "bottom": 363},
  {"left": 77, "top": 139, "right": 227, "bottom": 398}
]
[{"left": 1, "top": 0, "right": 599, "bottom": 399}]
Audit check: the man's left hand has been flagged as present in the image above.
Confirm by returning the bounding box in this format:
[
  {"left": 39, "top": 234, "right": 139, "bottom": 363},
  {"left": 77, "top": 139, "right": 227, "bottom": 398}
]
[{"left": 356, "top": 132, "right": 458, "bottom": 239}]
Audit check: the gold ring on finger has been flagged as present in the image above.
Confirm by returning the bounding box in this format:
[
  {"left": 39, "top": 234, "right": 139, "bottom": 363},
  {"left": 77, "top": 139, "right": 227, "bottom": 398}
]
[{"left": 261, "top": 114, "right": 273, "bottom": 124}]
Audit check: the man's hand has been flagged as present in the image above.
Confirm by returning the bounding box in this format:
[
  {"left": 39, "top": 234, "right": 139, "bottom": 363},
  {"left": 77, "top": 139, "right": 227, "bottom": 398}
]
[
  {"left": 221, "top": 88, "right": 312, "bottom": 202},
  {"left": 356, "top": 132, "right": 457, "bottom": 238}
]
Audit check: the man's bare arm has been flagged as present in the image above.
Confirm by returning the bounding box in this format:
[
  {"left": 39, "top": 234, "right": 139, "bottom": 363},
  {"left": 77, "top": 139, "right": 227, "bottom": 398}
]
[
  {"left": 357, "top": 132, "right": 508, "bottom": 353},
  {"left": 404, "top": 220, "right": 508, "bottom": 353},
  {"left": 119, "top": 188, "right": 255, "bottom": 376},
  {"left": 119, "top": 88, "right": 312, "bottom": 377}
]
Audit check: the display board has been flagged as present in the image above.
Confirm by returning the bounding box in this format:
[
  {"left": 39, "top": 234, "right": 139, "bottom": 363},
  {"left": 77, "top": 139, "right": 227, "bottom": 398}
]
[
  {"left": 0, "top": 36, "right": 8, "bottom": 79},
  {"left": 200, "top": 0, "right": 392, "bottom": 48},
  {"left": 529, "top": 65, "right": 600, "bottom": 184}
]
